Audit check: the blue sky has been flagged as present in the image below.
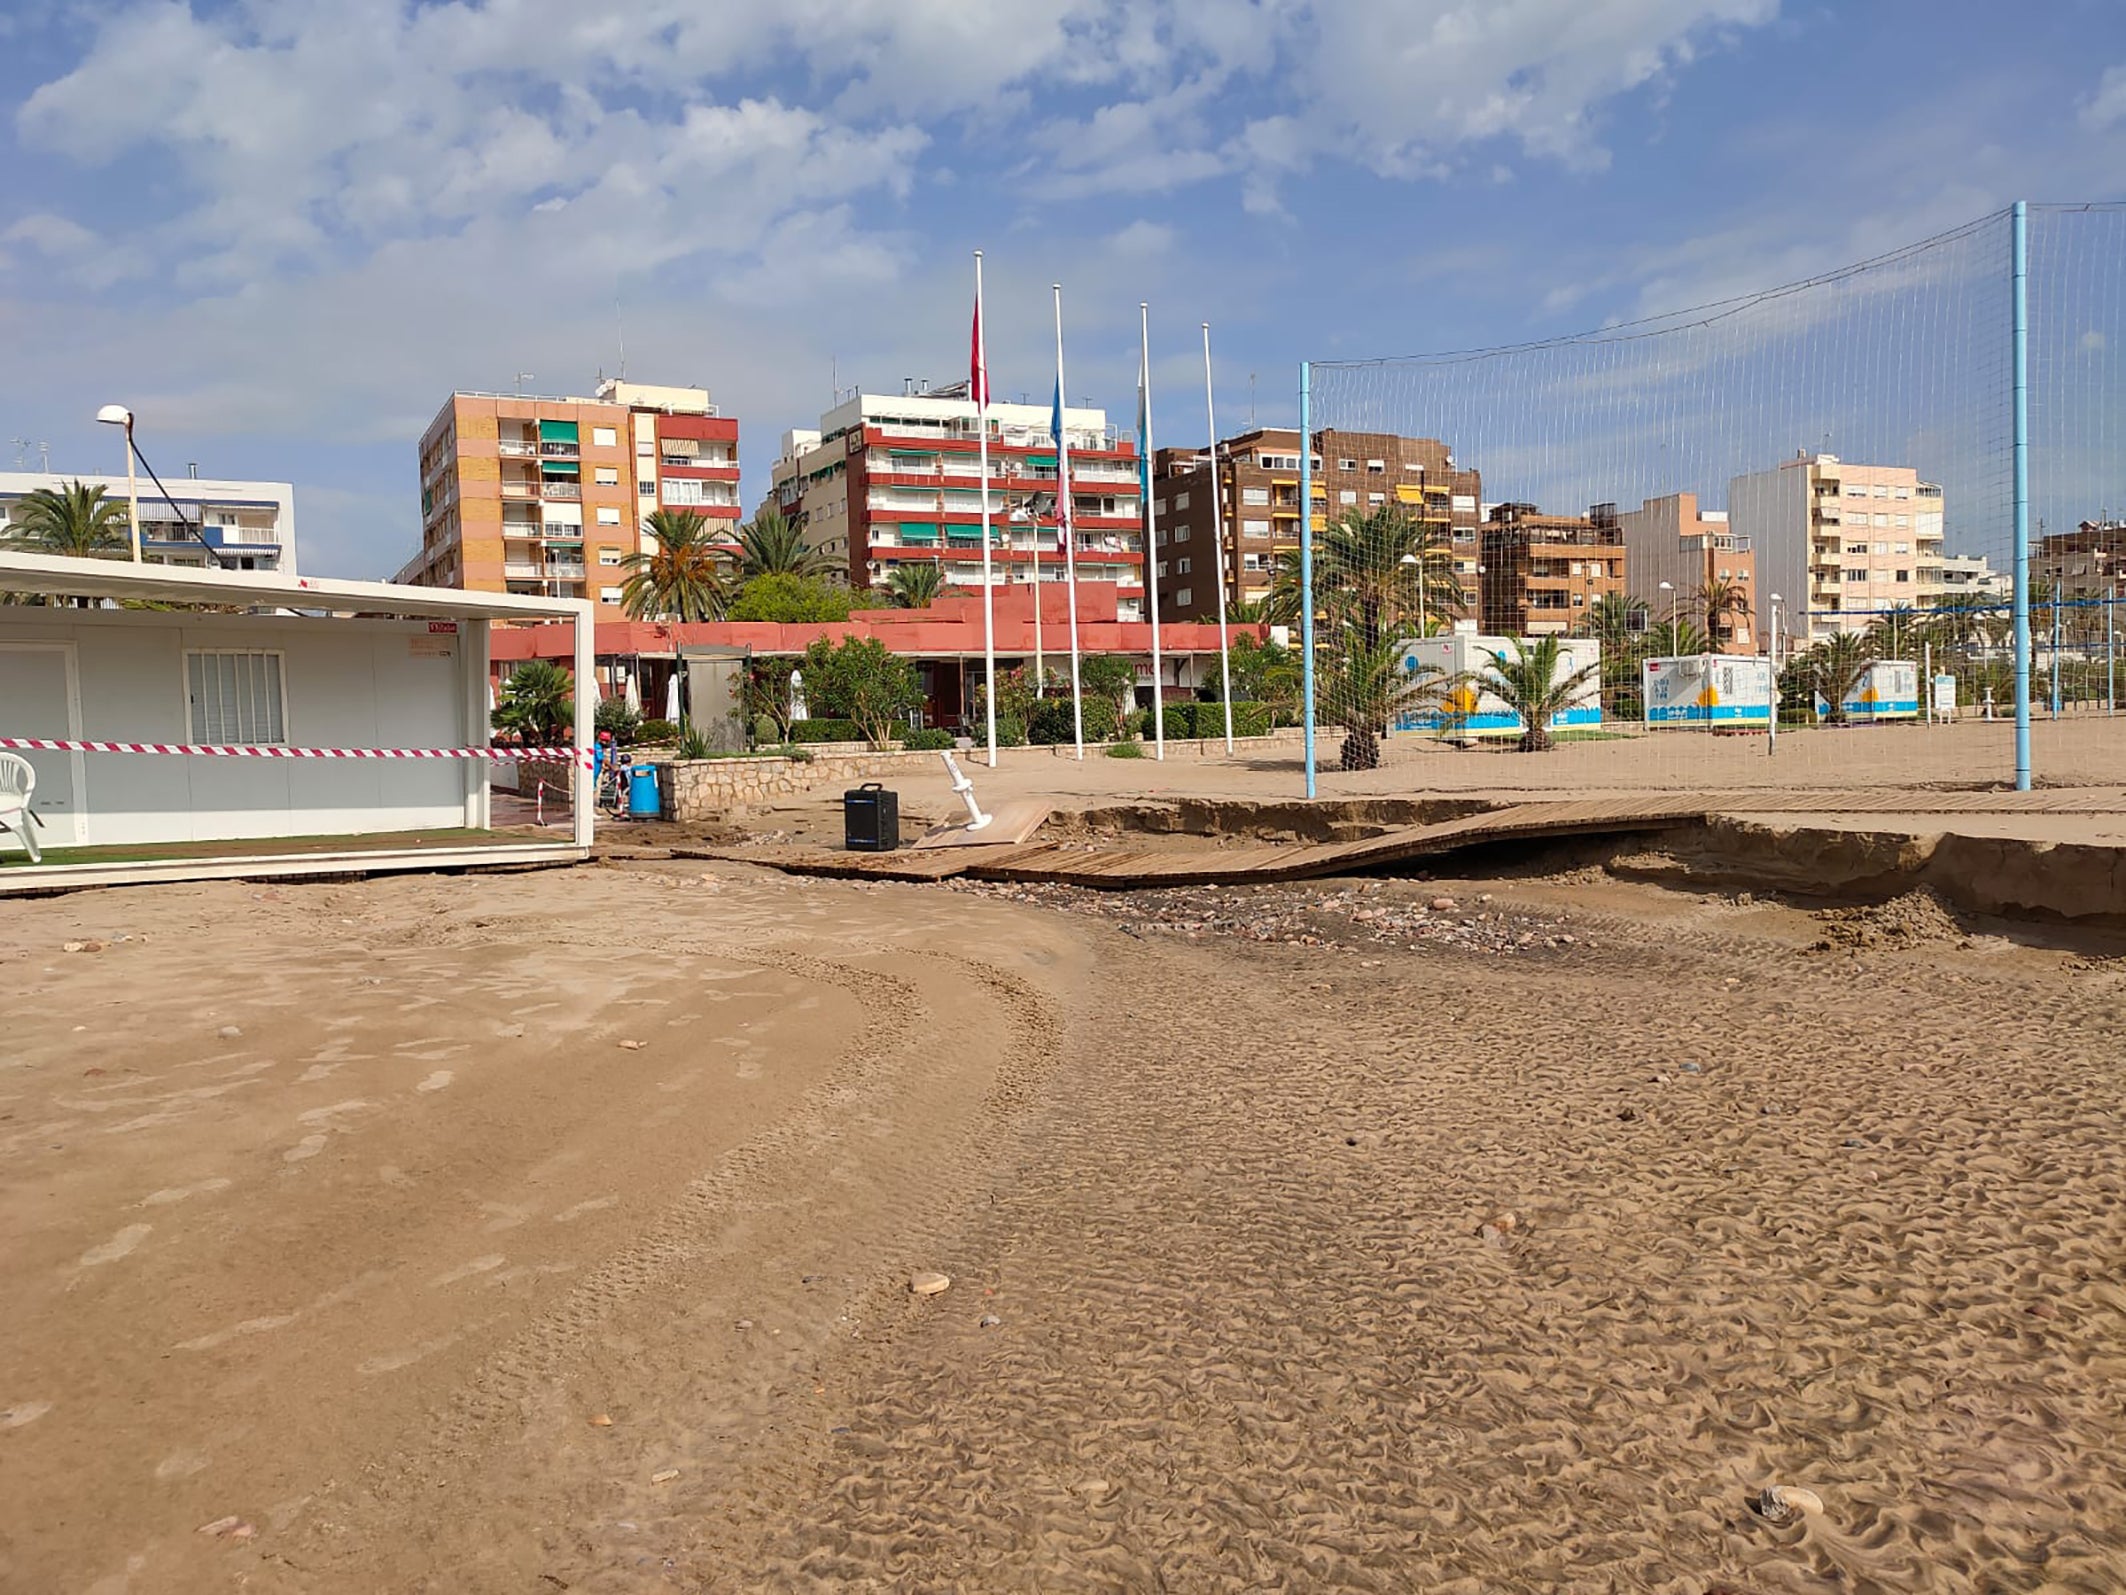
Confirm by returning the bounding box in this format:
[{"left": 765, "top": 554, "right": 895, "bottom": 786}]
[{"left": 1, "top": 0, "right": 2121, "bottom": 577}]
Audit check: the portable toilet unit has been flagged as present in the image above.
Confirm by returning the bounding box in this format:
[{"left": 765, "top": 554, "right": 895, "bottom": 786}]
[
  {"left": 1392, "top": 633, "right": 1602, "bottom": 739},
  {"left": 1843, "top": 659, "right": 1920, "bottom": 722},
  {"left": 1641, "top": 653, "right": 1773, "bottom": 729}
]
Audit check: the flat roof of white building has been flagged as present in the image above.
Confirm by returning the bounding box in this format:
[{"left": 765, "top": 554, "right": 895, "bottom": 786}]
[{"left": 0, "top": 549, "right": 589, "bottom": 622}]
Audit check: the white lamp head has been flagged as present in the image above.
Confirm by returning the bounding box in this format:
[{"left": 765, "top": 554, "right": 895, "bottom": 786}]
[{"left": 96, "top": 404, "right": 132, "bottom": 426}]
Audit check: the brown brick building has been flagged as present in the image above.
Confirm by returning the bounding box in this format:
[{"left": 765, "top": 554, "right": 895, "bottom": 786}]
[
  {"left": 1149, "top": 428, "right": 1482, "bottom": 621},
  {"left": 1479, "top": 503, "right": 1628, "bottom": 636}
]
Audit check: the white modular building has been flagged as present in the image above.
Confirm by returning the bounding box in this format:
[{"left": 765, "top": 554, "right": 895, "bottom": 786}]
[
  {"left": 1642, "top": 653, "right": 1774, "bottom": 728},
  {"left": 1392, "top": 632, "right": 1603, "bottom": 738},
  {"left": 0, "top": 552, "right": 591, "bottom": 892}
]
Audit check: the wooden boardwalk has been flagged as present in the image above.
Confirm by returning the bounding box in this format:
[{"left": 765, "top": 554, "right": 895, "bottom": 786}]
[{"left": 681, "top": 786, "right": 2126, "bottom": 893}]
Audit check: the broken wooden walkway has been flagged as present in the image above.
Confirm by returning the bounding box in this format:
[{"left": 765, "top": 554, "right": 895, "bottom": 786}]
[{"left": 679, "top": 785, "right": 2126, "bottom": 893}]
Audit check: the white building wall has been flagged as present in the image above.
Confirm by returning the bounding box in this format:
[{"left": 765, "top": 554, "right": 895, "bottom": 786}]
[
  {"left": 0, "top": 471, "right": 298, "bottom": 574},
  {"left": 0, "top": 608, "right": 482, "bottom": 848},
  {"left": 1727, "top": 462, "right": 1810, "bottom": 639}
]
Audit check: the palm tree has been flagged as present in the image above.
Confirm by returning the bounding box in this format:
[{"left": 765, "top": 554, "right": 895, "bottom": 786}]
[
  {"left": 1579, "top": 591, "right": 1649, "bottom": 652},
  {"left": 1696, "top": 576, "right": 1752, "bottom": 649},
  {"left": 1322, "top": 630, "right": 1446, "bottom": 771},
  {"left": 1467, "top": 635, "right": 1601, "bottom": 752},
  {"left": 1642, "top": 617, "right": 1710, "bottom": 658},
  {"left": 1264, "top": 506, "right": 1459, "bottom": 648},
  {"left": 621, "top": 508, "right": 730, "bottom": 623},
  {"left": 492, "top": 661, "right": 575, "bottom": 742},
  {"left": 887, "top": 562, "right": 946, "bottom": 609},
  {"left": 736, "top": 505, "right": 837, "bottom": 581},
  {"left": 7, "top": 480, "right": 129, "bottom": 557},
  {"left": 1866, "top": 604, "right": 1922, "bottom": 661},
  {"left": 1805, "top": 631, "right": 1875, "bottom": 724}
]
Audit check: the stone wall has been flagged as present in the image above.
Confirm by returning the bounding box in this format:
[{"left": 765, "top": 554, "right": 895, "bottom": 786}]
[{"left": 664, "top": 749, "right": 942, "bottom": 819}]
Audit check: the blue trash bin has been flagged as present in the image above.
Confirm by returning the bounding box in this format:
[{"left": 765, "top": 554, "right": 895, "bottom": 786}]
[{"left": 627, "top": 763, "right": 663, "bottom": 819}]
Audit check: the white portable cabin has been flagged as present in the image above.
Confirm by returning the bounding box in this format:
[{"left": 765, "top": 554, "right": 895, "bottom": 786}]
[
  {"left": 0, "top": 551, "right": 593, "bottom": 892},
  {"left": 1392, "top": 632, "right": 1602, "bottom": 738},
  {"left": 1818, "top": 659, "right": 1920, "bottom": 723},
  {"left": 1641, "top": 653, "right": 1773, "bottom": 729}
]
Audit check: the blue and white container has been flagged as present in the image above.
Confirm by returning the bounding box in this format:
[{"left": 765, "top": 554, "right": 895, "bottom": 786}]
[
  {"left": 1642, "top": 654, "right": 1772, "bottom": 729},
  {"left": 1392, "top": 632, "right": 1603, "bottom": 738},
  {"left": 1841, "top": 659, "right": 1920, "bottom": 722}
]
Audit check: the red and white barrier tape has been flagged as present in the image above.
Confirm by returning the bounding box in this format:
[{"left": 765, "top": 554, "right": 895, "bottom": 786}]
[{"left": 0, "top": 736, "right": 591, "bottom": 767}]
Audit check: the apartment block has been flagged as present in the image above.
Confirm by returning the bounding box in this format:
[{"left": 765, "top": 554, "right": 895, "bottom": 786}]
[
  {"left": 400, "top": 379, "right": 737, "bottom": 610},
  {"left": 1727, "top": 453, "right": 1944, "bottom": 642},
  {"left": 766, "top": 385, "right": 1144, "bottom": 616},
  {"left": 1925, "top": 551, "right": 2008, "bottom": 607},
  {"left": 1479, "top": 503, "right": 1627, "bottom": 635},
  {"left": 1598, "top": 492, "right": 1755, "bottom": 651},
  {"left": 0, "top": 469, "right": 296, "bottom": 573},
  {"left": 1149, "top": 428, "right": 1482, "bottom": 621},
  {"left": 2038, "top": 519, "right": 2126, "bottom": 602}
]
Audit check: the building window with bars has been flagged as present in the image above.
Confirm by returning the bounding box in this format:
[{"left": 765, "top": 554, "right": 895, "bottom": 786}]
[{"left": 185, "top": 650, "right": 286, "bottom": 745}]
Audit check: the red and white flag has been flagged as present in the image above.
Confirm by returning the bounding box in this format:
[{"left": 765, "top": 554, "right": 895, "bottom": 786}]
[{"left": 970, "top": 295, "right": 989, "bottom": 408}]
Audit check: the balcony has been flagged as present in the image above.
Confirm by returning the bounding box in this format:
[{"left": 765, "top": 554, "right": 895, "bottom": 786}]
[
  {"left": 542, "top": 481, "right": 581, "bottom": 501},
  {"left": 498, "top": 439, "right": 537, "bottom": 458},
  {"left": 503, "top": 561, "right": 543, "bottom": 580},
  {"left": 539, "top": 441, "right": 580, "bottom": 460},
  {"left": 546, "top": 561, "right": 587, "bottom": 580},
  {"left": 500, "top": 481, "right": 538, "bottom": 500},
  {"left": 502, "top": 520, "right": 541, "bottom": 538}
]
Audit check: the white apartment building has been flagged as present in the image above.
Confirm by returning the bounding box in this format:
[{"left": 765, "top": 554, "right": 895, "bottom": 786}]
[
  {"left": 0, "top": 470, "right": 297, "bottom": 574},
  {"left": 766, "top": 384, "right": 1145, "bottom": 616},
  {"left": 1727, "top": 453, "right": 1943, "bottom": 641},
  {"left": 1926, "top": 551, "right": 2008, "bottom": 606}
]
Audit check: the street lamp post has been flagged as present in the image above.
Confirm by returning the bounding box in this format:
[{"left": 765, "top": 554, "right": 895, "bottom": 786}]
[
  {"left": 94, "top": 405, "right": 228, "bottom": 568},
  {"left": 95, "top": 404, "right": 141, "bottom": 562}
]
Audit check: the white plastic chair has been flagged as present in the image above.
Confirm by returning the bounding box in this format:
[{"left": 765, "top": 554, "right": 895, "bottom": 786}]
[{"left": 0, "top": 752, "right": 43, "bottom": 864}]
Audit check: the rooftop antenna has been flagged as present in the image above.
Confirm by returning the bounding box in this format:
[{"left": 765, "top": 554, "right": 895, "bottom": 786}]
[
  {"left": 10, "top": 438, "right": 49, "bottom": 471},
  {"left": 615, "top": 293, "right": 627, "bottom": 380},
  {"left": 1248, "top": 372, "right": 1257, "bottom": 427},
  {"left": 514, "top": 372, "right": 535, "bottom": 397}
]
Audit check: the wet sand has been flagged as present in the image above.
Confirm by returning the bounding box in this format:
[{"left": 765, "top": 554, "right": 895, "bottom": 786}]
[{"left": 3, "top": 858, "right": 2125, "bottom": 1591}]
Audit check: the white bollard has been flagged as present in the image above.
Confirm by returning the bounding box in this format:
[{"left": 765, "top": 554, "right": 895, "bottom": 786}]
[{"left": 938, "top": 750, "right": 992, "bottom": 831}]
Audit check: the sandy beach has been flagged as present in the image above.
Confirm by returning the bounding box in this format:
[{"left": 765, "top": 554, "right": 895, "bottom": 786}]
[{"left": 4, "top": 845, "right": 2126, "bottom": 1592}]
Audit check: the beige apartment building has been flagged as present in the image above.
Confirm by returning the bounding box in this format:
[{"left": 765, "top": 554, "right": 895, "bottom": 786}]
[
  {"left": 1599, "top": 491, "right": 1756, "bottom": 651},
  {"left": 1150, "top": 428, "right": 1483, "bottom": 621},
  {"left": 399, "top": 379, "right": 737, "bottom": 610},
  {"left": 1727, "top": 453, "right": 1944, "bottom": 642}
]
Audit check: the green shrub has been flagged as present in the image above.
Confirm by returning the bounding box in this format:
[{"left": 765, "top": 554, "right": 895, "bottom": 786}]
[
  {"left": 1161, "top": 703, "right": 1196, "bottom": 741},
  {"left": 789, "top": 717, "right": 864, "bottom": 743},
  {"left": 1027, "top": 698, "right": 1074, "bottom": 744},
  {"left": 1105, "top": 740, "right": 1145, "bottom": 759},
  {"left": 594, "top": 697, "right": 642, "bottom": 744},
  {"left": 751, "top": 713, "right": 779, "bottom": 745},
  {"left": 994, "top": 714, "right": 1027, "bottom": 748},
  {"left": 675, "top": 725, "right": 712, "bottom": 761},
  {"left": 1121, "top": 709, "right": 1149, "bottom": 740},
  {"left": 1228, "top": 701, "right": 1272, "bottom": 738},
  {"left": 636, "top": 717, "right": 678, "bottom": 744},
  {"left": 903, "top": 727, "right": 955, "bottom": 751}
]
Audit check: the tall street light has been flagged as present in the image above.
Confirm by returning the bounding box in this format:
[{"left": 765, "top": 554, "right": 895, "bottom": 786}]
[
  {"left": 1767, "top": 592, "right": 1783, "bottom": 756},
  {"left": 95, "top": 404, "right": 227, "bottom": 568},
  {"left": 95, "top": 404, "right": 141, "bottom": 563}
]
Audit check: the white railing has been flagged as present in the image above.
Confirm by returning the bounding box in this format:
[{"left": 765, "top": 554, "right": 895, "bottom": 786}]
[
  {"left": 498, "top": 440, "right": 537, "bottom": 457},
  {"left": 501, "top": 482, "right": 537, "bottom": 499}
]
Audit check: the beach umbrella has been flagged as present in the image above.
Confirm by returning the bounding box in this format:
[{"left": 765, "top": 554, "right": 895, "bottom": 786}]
[
  {"left": 624, "top": 668, "right": 642, "bottom": 715},
  {"left": 665, "top": 671, "right": 681, "bottom": 722}
]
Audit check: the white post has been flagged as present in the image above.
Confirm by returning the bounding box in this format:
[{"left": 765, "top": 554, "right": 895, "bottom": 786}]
[
  {"left": 468, "top": 617, "right": 492, "bottom": 830},
  {"left": 1924, "top": 640, "right": 1933, "bottom": 726},
  {"left": 939, "top": 750, "right": 991, "bottom": 831},
  {"left": 571, "top": 600, "right": 595, "bottom": 849},
  {"left": 2109, "top": 592, "right": 2116, "bottom": 715},
  {"left": 1203, "top": 322, "right": 1234, "bottom": 751},
  {"left": 1766, "top": 595, "right": 1780, "bottom": 757},
  {"left": 1054, "top": 284, "right": 1084, "bottom": 760},
  {"left": 1141, "top": 302, "right": 1165, "bottom": 761},
  {"left": 974, "top": 251, "right": 998, "bottom": 768},
  {"left": 124, "top": 420, "right": 141, "bottom": 563}
]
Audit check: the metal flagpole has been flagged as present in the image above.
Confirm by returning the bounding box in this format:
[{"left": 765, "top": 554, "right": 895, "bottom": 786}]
[
  {"left": 1299, "top": 362, "right": 1317, "bottom": 799},
  {"left": 974, "top": 251, "right": 998, "bottom": 767},
  {"left": 1204, "top": 322, "right": 1234, "bottom": 751},
  {"left": 1054, "top": 284, "right": 1085, "bottom": 760},
  {"left": 1031, "top": 503, "right": 1044, "bottom": 693},
  {"left": 2011, "top": 200, "right": 2033, "bottom": 791},
  {"left": 1141, "top": 303, "right": 1165, "bottom": 760}
]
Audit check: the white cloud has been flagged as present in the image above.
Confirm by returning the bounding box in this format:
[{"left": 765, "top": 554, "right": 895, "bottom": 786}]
[{"left": 2081, "top": 64, "right": 2126, "bottom": 130}]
